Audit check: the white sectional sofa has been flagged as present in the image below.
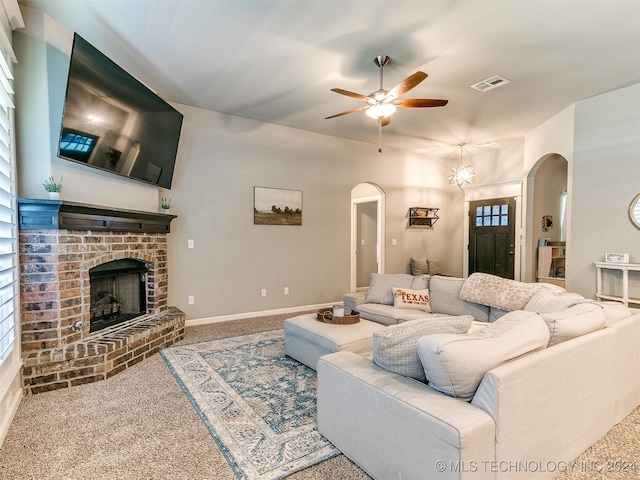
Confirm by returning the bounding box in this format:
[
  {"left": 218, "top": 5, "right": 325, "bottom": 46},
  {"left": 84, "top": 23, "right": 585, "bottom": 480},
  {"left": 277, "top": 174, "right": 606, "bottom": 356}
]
[{"left": 317, "top": 273, "right": 640, "bottom": 480}]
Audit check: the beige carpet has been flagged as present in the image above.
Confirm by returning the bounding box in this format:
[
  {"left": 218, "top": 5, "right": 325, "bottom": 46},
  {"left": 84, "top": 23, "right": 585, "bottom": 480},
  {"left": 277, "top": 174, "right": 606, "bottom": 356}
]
[{"left": 0, "top": 312, "right": 638, "bottom": 480}]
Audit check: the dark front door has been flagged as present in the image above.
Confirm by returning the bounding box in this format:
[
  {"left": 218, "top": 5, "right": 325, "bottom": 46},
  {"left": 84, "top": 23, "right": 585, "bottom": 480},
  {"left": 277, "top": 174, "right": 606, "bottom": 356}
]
[{"left": 469, "top": 197, "right": 516, "bottom": 279}]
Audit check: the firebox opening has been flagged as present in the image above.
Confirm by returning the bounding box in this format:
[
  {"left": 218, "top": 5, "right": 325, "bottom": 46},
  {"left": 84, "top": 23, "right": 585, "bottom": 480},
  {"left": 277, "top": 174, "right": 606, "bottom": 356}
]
[{"left": 89, "top": 259, "right": 148, "bottom": 333}]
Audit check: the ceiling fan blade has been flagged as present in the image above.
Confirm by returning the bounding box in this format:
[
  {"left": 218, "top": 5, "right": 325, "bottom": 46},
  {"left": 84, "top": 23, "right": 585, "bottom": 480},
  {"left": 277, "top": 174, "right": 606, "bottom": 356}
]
[
  {"left": 396, "top": 98, "right": 449, "bottom": 108},
  {"left": 386, "top": 71, "right": 428, "bottom": 99},
  {"left": 330, "top": 88, "right": 370, "bottom": 102},
  {"left": 325, "top": 105, "right": 369, "bottom": 119}
]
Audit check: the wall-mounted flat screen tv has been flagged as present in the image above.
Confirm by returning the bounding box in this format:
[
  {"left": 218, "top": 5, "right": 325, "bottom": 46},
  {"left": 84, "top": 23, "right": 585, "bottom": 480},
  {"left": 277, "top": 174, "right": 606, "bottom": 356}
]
[{"left": 58, "top": 33, "right": 183, "bottom": 189}]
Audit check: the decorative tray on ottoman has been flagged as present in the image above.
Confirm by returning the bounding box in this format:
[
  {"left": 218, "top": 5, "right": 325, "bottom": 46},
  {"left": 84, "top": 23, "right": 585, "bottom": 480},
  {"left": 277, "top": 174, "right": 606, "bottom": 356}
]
[{"left": 317, "top": 308, "right": 360, "bottom": 324}]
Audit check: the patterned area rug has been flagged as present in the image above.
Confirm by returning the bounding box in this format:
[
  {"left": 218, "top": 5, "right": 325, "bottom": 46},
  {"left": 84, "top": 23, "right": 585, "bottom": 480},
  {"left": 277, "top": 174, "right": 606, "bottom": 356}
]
[{"left": 160, "top": 329, "right": 339, "bottom": 480}]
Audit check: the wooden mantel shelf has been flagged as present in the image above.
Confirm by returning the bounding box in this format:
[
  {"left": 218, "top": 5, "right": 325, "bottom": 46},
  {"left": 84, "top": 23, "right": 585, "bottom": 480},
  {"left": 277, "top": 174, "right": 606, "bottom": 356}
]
[{"left": 17, "top": 198, "right": 177, "bottom": 234}]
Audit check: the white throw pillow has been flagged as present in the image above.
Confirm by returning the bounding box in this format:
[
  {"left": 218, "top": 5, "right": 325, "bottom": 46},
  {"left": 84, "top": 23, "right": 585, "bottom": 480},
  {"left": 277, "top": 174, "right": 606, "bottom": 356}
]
[
  {"left": 372, "top": 315, "right": 474, "bottom": 381},
  {"left": 524, "top": 287, "right": 586, "bottom": 314},
  {"left": 392, "top": 287, "right": 432, "bottom": 312},
  {"left": 541, "top": 302, "right": 606, "bottom": 346},
  {"left": 417, "top": 310, "right": 549, "bottom": 400}
]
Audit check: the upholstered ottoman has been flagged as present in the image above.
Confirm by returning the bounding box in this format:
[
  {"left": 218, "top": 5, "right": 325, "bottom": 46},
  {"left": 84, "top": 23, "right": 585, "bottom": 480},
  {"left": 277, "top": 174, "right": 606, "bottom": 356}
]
[{"left": 284, "top": 313, "right": 385, "bottom": 370}]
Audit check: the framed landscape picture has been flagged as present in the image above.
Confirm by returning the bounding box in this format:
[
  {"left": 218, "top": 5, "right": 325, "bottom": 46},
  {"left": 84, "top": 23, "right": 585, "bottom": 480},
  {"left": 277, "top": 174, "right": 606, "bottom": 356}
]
[{"left": 254, "top": 187, "right": 302, "bottom": 226}]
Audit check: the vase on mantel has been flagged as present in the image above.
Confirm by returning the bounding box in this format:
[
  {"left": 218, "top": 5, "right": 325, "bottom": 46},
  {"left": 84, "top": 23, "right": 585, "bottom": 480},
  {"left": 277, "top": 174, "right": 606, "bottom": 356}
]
[
  {"left": 161, "top": 208, "right": 170, "bottom": 214},
  {"left": 48, "top": 192, "right": 61, "bottom": 200}
]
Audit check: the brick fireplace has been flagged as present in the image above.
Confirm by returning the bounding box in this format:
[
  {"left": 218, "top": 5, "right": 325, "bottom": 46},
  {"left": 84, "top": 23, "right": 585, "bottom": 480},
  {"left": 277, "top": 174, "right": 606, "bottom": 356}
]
[{"left": 17, "top": 199, "right": 185, "bottom": 394}]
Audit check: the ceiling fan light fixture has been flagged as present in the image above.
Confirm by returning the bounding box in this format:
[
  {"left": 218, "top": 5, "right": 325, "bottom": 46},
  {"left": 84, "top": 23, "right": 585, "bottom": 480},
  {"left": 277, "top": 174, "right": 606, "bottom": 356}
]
[
  {"left": 326, "top": 55, "right": 448, "bottom": 152},
  {"left": 373, "top": 90, "right": 386, "bottom": 102},
  {"left": 366, "top": 103, "right": 396, "bottom": 119}
]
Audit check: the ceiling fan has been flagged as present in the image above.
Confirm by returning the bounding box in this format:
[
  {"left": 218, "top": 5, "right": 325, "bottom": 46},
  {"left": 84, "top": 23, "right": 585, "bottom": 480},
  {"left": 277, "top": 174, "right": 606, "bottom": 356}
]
[{"left": 325, "top": 55, "right": 448, "bottom": 152}]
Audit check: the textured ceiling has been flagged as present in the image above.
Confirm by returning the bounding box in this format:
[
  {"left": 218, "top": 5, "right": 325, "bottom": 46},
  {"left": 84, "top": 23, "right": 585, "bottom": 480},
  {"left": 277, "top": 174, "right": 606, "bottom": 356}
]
[{"left": 20, "top": 0, "right": 640, "bottom": 157}]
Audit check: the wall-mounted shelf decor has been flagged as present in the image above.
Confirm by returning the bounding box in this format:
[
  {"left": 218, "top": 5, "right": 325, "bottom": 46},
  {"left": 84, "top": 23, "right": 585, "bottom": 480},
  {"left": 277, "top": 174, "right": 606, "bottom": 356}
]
[{"left": 408, "top": 207, "right": 439, "bottom": 227}]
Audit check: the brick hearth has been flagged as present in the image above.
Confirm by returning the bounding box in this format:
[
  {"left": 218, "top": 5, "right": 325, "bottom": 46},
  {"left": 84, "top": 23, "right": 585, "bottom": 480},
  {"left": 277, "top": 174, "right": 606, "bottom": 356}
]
[{"left": 17, "top": 199, "right": 184, "bottom": 394}]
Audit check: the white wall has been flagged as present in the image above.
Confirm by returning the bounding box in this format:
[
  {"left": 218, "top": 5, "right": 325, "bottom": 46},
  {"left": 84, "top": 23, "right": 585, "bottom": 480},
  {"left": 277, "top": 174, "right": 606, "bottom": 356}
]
[
  {"left": 14, "top": 7, "right": 160, "bottom": 212},
  {"left": 166, "top": 105, "right": 458, "bottom": 320},
  {"left": 570, "top": 83, "right": 640, "bottom": 298},
  {"left": 523, "top": 85, "right": 640, "bottom": 298},
  {"left": 523, "top": 105, "right": 575, "bottom": 282}
]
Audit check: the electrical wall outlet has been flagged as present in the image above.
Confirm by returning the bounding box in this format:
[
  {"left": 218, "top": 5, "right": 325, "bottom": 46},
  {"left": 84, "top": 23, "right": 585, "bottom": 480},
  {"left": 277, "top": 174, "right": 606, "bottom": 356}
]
[
  {"left": 188, "top": 295, "right": 195, "bottom": 304},
  {"left": 284, "top": 287, "right": 289, "bottom": 295},
  {"left": 261, "top": 289, "right": 267, "bottom": 297},
  {"left": 187, "top": 239, "right": 194, "bottom": 249}
]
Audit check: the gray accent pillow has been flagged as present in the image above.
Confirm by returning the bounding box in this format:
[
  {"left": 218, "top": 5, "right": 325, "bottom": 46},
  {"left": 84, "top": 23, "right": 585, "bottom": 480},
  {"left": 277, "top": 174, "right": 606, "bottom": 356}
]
[
  {"left": 372, "top": 315, "right": 474, "bottom": 381},
  {"left": 427, "top": 258, "right": 443, "bottom": 275},
  {"left": 365, "top": 273, "right": 415, "bottom": 305},
  {"left": 410, "top": 257, "right": 429, "bottom": 275}
]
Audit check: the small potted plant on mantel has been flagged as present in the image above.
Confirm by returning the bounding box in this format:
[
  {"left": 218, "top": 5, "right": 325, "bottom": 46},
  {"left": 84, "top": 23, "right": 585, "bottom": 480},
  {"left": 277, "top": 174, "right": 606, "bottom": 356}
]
[
  {"left": 43, "top": 176, "right": 63, "bottom": 200},
  {"left": 160, "top": 197, "right": 172, "bottom": 214}
]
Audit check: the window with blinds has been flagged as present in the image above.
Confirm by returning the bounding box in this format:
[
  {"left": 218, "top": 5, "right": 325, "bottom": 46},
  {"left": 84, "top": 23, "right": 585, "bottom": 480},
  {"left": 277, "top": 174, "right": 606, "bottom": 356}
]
[{"left": 0, "top": 16, "right": 16, "bottom": 364}]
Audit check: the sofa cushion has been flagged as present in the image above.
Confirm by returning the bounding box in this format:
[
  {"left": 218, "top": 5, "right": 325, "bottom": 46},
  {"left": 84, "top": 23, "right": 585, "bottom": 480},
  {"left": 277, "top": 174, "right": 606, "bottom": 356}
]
[
  {"left": 393, "top": 287, "right": 432, "bottom": 312},
  {"left": 596, "top": 301, "right": 633, "bottom": 326},
  {"left": 541, "top": 302, "right": 606, "bottom": 346},
  {"left": 410, "top": 257, "right": 429, "bottom": 275},
  {"left": 524, "top": 287, "right": 586, "bottom": 314},
  {"left": 417, "top": 310, "right": 549, "bottom": 400},
  {"left": 373, "top": 315, "right": 474, "bottom": 381},
  {"left": 365, "top": 273, "right": 429, "bottom": 306},
  {"left": 429, "top": 276, "right": 490, "bottom": 322},
  {"left": 488, "top": 307, "right": 509, "bottom": 322},
  {"left": 357, "top": 303, "right": 441, "bottom": 326},
  {"left": 459, "top": 272, "right": 543, "bottom": 311}
]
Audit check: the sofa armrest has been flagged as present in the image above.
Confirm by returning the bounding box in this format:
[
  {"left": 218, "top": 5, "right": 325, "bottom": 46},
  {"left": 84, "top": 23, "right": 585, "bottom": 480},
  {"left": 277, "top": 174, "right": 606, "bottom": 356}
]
[
  {"left": 471, "top": 327, "right": 618, "bottom": 479},
  {"left": 317, "top": 351, "right": 495, "bottom": 480},
  {"left": 344, "top": 291, "right": 367, "bottom": 311}
]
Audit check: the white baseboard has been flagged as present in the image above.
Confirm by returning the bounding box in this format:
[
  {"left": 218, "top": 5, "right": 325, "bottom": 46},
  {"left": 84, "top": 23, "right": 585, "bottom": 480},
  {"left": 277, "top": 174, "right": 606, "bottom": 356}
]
[
  {"left": 0, "top": 361, "right": 23, "bottom": 447},
  {"left": 185, "top": 302, "right": 337, "bottom": 327}
]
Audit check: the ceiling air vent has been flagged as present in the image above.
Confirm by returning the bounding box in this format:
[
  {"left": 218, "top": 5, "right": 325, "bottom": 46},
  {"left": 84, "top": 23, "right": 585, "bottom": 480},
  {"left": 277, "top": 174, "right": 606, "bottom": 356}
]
[{"left": 471, "top": 75, "right": 511, "bottom": 92}]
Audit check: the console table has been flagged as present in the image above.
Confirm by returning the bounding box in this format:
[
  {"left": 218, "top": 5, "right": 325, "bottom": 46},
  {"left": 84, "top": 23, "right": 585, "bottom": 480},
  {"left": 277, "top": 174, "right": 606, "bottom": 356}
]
[{"left": 594, "top": 261, "right": 640, "bottom": 307}]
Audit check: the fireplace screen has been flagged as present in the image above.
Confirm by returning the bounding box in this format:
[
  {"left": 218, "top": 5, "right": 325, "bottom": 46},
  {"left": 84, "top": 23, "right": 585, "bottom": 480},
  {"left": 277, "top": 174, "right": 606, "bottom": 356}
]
[{"left": 89, "top": 259, "right": 148, "bottom": 332}]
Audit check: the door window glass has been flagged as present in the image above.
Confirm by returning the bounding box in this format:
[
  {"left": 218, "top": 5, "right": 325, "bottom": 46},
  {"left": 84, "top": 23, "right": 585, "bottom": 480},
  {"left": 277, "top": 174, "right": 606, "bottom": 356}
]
[{"left": 476, "top": 203, "right": 509, "bottom": 227}]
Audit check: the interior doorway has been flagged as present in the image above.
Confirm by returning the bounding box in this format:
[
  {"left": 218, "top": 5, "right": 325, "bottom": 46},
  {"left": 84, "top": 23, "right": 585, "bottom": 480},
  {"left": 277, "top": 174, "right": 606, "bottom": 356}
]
[
  {"left": 468, "top": 197, "right": 517, "bottom": 279},
  {"left": 350, "top": 183, "right": 385, "bottom": 292},
  {"left": 525, "top": 153, "right": 568, "bottom": 282},
  {"left": 356, "top": 201, "right": 378, "bottom": 287}
]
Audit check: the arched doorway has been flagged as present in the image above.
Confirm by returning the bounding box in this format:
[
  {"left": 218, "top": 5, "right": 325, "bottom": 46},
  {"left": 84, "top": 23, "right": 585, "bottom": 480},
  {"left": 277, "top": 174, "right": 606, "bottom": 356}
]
[
  {"left": 350, "top": 183, "right": 385, "bottom": 292},
  {"left": 524, "top": 153, "right": 568, "bottom": 283}
]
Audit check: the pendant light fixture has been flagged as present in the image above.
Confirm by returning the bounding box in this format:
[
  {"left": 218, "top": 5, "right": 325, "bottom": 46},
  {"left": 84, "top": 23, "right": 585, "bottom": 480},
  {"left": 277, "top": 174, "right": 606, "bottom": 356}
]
[{"left": 448, "top": 143, "right": 475, "bottom": 188}]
